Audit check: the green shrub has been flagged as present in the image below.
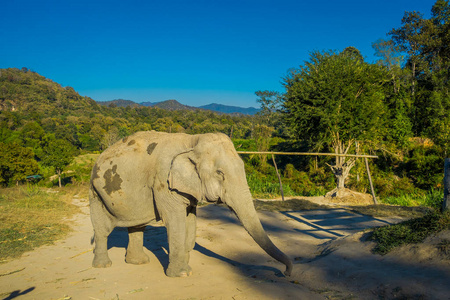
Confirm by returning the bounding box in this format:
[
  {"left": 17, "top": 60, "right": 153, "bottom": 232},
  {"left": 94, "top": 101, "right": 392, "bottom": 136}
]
[
  {"left": 422, "top": 188, "right": 444, "bottom": 209},
  {"left": 233, "top": 139, "right": 256, "bottom": 151},
  {"left": 247, "top": 173, "right": 283, "bottom": 198},
  {"left": 405, "top": 144, "right": 444, "bottom": 190},
  {"left": 373, "top": 174, "right": 417, "bottom": 198}
]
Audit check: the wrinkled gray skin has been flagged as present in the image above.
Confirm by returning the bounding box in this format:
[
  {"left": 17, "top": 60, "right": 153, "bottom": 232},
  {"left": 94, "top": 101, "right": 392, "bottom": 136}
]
[{"left": 89, "top": 131, "right": 293, "bottom": 277}]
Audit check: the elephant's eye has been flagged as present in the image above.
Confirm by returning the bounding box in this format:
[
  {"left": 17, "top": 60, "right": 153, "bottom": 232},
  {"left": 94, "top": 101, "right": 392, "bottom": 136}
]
[{"left": 216, "top": 169, "right": 224, "bottom": 179}]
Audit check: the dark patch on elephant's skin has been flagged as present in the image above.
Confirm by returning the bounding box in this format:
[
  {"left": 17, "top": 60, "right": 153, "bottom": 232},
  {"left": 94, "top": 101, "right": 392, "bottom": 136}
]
[
  {"left": 103, "top": 165, "right": 123, "bottom": 195},
  {"left": 128, "top": 139, "right": 136, "bottom": 146},
  {"left": 147, "top": 142, "right": 158, "bottom": 155},
  {"left": 91, "top": 164, "right": 100, "bottom": 181},
  {"left": 122, "top": 137, "right": 128, "bottom": 143}
]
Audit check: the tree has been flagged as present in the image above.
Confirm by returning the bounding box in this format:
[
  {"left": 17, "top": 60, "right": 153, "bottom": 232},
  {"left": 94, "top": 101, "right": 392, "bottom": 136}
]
[
  {"left": 0, "top": 142, "right": 39, "bottom": 186},
  {"left": 255, "top": 90, "right": 287, "bottom": 138},
  {"left": 389, "top": 11, "right": 427, "bottom": 96},
  {"left": 372, "top": 38, "right": 405, "bottom": 94},
  {"left": 40, "top": 139, "right": 76, "bottom": 187},
  {"left": 387, "top": 1, "right": 450, "bottom": 142},
  {"left": 100, "top": 126, "right": 120, "bottom": 150},
  {"left": 282, "top": 49, "right": 390, "bottom": 193},
  {"left": 252, "top": 124, "right": 274, "bottom": 166},
  {"left": 255, "top": 90, "right": 283, "bottom": 125}
]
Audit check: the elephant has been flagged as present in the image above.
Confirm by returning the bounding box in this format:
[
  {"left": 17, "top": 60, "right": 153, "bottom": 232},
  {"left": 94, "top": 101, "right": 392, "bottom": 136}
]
[{"left": 89, "top": 131, "right": 293, "bottom": 277}]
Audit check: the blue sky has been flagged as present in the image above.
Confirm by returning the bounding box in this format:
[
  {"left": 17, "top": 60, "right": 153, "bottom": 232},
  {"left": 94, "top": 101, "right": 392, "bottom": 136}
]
[{"left": 1, "top": 0, "right": 436, "bottom": 108}]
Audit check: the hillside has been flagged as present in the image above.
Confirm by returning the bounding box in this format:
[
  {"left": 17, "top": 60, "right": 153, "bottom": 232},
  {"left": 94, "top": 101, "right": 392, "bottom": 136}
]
[
  {"left": 0, "top": 68, "right": 259, "bottom": 117},
  {"left": 0, "top": 67, "right": 257, "bottom": 154},
  {"left": 0, "top": 68, "right": 99, "bottom": 115}
]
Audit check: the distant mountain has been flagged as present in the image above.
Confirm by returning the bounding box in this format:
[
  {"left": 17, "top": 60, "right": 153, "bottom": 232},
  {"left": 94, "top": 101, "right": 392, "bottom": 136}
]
[
  {"left": 97, "top": 99, "right": 260, "bottom": 115},
  {"left": 151, "top": 99, "right": 198, "bottom": 111},
  {"left": 97, "top": 99, "right": 140, "bottom": 108},
  {"left": 199, "top": 103, "right": 260, "bottom": 115},
  {"left": 97, "top": 99, "right": 197, "bottom": 111}
]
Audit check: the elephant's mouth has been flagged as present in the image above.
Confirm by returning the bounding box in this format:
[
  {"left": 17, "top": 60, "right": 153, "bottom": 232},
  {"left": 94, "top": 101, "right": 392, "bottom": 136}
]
[{"left": 205, "top": 196, "right": 223, "bottom": 205}]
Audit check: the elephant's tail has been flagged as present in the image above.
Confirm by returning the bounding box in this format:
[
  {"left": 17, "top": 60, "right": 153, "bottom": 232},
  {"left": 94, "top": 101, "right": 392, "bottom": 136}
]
[{"left": 90, "top": 233, "right": 95, "bottom": 245}]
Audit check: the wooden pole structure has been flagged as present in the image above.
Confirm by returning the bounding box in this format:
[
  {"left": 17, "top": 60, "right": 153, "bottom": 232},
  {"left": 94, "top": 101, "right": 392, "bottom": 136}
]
[
  {"left": 443, "top": 158, "right": 450, "bottom": 212},
  {"left": 237, "top": 151, "right": 378, "bottom": 159},
  {"left": 271, "top": 154, "right": 285, "bottom": 201},
  {"left": 237, "top": 150, "right": 378, "bottom": 203},
  {"left": 364, "top": 157, "right": 377, "bottom": 204}
]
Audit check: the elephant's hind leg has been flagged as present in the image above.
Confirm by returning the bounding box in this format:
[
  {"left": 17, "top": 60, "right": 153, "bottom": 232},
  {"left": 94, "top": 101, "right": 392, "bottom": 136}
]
[
  {"left": 125, "top": 226, "right": 150, "bottom": 265},
  {"left": 90, "top": 187, "right": 114, "bottom": 268}
]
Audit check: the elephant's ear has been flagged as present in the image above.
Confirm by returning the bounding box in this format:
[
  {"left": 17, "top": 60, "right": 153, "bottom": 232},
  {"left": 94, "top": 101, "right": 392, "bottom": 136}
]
[{"left": 168, "top": 150, "right": 202, "bottom": 201}]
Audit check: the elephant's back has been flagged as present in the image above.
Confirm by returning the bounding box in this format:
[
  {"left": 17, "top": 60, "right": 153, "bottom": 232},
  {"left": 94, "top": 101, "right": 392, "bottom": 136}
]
[{"left": 90, "top": 131, "right": 196, "bottom": 222}]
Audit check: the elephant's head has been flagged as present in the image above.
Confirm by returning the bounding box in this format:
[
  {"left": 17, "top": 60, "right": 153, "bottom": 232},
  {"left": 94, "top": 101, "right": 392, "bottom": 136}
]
[{"left": 168, "top": 133, "right": 293, "bottom": 276}]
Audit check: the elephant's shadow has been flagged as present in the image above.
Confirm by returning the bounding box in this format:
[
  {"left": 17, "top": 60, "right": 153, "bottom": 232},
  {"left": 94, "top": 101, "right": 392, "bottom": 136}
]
[
  {"left": 107, "top": 226, "right": 284, "bottom": 277},
  {"left": 107, "top": 225, "right": 170, "bottom": 269}
]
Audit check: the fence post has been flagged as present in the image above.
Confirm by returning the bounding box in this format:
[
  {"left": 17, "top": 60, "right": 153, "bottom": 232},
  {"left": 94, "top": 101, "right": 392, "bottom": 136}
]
[
  {"left": 443, "top": 158, "right": 450, "bottom": 212},
  {"left": 272, "top": 154, "right": 285, "bottom": 201},
  {"left": 365, "top": 157, "right": 377, "bottom": 204}
]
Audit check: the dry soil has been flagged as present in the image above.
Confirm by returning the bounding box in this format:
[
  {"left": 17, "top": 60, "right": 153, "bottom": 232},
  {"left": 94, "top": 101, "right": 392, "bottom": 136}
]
[{"left": 0, "top": 196, "right": 449, "bottom": 300}]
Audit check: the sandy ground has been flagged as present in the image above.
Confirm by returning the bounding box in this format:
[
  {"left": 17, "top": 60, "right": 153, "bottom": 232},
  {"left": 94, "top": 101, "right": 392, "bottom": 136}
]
[{"left": 0, "top": 196, "right": 449, "bottom": 300}]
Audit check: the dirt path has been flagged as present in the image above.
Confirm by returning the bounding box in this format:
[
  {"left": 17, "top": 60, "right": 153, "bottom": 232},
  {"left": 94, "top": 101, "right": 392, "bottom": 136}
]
[{"left": 0, "top": 197, "right": 449, "bottom": 300}]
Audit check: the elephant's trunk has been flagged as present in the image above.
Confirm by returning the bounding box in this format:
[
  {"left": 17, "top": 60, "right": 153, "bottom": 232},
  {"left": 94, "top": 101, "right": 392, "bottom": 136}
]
[{"left": 226, "top": 189, "right": 293, "bottom": 276}]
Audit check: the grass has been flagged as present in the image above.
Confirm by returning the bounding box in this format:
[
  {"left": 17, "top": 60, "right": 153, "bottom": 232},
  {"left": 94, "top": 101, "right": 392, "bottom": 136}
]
[
  {"left": 247, "top": 173, "right": 297, "bottom": 198},
  {"left": 369, "top": 210, "right": 450, "bottom": 255},
  {"left": 380, "top": 188, "right": 444, "bottom": 209},
  {"left": 0, "top": 184, "right": 85, "bottom": 263}
]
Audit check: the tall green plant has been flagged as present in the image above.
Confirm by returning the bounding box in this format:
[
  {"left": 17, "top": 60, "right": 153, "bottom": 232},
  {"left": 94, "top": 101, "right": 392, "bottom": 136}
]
[{"left": 40, "top": 138, "right": 76, "bottom": 187}]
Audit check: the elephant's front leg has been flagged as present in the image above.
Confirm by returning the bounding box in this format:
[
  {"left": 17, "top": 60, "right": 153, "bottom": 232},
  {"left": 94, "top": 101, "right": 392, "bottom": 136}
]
[
  {"left": 125, "top": 226, "right": 150, "bottom": 265},
  {"left": 185, "top": 206, "right": 197, "bottom": 264},
  {"left": 163, "top": 205, "right": 192, "bottom": 277}
]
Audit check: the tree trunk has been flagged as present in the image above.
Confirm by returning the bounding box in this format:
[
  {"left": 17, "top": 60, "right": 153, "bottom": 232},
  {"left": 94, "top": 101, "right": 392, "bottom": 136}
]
[
  {"left": 58, "top": 169, "right": 62, "bottom": 188},
  {"left": 444, "top": 158, "right": 450, "bottom": 212},
  {"left": 411, "top": 61, "right": 416, "bottom": 96},
  {"left": 326, "top": 133, "right": 357, "bottom": 197},
  {"left": 336, "top": 173, "right": 346, "bottom": 189}
]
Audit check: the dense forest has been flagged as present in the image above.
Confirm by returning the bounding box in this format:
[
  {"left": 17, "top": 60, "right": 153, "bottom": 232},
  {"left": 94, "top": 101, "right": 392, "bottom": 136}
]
[{"left": 0, "top": 1, "right": 449, "bottom": 207}]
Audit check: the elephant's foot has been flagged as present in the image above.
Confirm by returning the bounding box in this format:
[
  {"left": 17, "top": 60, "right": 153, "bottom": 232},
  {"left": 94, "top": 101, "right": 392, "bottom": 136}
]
[
  {"left": 166, "top": 263, "right": 193, "bottom": 277},
  {"left": 92, "top": 254, "right": 112, "bottom": 268},
  {"left": 125, "top": 251, "right": 150, "bottom": 265}
]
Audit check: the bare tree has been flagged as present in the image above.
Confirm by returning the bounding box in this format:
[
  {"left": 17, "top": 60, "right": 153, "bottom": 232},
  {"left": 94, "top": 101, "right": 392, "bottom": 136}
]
[
  {"left": 101, "top": 126, "right": 120, "bottom": 150},
  {"left": 325, "top": 133, "right": 359, "bottom": 197}
]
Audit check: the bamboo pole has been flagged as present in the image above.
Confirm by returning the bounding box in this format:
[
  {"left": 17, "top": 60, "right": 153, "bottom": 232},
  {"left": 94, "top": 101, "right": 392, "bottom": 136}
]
[
  {"left": 237, "top": 151, "right": 377, "bottom": 159},
  {"left": 365, "top": 157, "right": 377, "bottom": 204},
  {"left": 443, "top": 158, "right": 450, "bottom": 212},
  {"left": 271, "top": 154, "right": 285, "bottom": 201}
]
